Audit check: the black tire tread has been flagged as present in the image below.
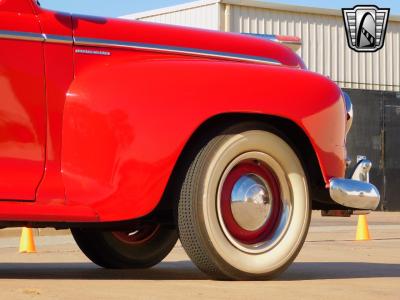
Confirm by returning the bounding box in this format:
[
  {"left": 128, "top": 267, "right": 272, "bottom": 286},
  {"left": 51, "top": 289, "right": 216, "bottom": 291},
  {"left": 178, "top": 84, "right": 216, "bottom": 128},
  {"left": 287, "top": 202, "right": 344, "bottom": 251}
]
[{"left": 178, "top": 133, "right": 227, "bottom": 278}]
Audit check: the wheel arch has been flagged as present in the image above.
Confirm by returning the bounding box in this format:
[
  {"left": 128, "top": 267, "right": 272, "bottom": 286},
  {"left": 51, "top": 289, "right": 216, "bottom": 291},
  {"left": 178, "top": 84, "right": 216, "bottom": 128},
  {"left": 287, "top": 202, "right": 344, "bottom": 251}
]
[{"left": 155, "top": 112, "right": 330, "bottom": 215}]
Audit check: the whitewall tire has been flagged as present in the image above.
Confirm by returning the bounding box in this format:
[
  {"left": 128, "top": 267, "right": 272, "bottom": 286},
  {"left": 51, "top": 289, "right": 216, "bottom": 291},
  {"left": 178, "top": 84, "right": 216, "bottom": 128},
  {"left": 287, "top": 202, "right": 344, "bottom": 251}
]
[{"left": 177, "top": 123, "right": 311, "bottom": 280}]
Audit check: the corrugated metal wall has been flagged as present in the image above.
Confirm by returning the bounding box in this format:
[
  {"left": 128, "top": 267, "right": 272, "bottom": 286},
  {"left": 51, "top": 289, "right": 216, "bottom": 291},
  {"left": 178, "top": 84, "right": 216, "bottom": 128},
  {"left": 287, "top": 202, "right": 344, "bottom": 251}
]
[
  {"left": 227, "top": 4, "right": 400, "bottom": 92},
  {"left": 129, "top": 1, "right": 400, "bottom": 92},
  {"left": 134, "top": 3, "right": 220, "bottom": 31}
]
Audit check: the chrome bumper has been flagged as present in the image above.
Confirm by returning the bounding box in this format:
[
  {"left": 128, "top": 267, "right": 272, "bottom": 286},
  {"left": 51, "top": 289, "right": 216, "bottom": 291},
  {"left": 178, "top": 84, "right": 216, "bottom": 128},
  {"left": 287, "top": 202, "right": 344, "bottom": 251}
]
[{"left": 329, "top": 157, "right": 380, "bottom": 211}]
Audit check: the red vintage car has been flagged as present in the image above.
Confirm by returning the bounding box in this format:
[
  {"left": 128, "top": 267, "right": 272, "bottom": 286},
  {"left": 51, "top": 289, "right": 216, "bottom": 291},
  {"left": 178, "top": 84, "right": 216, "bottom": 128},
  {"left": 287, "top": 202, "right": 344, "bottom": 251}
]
[{"left": 0, "top": 0, "right": 380, "bottom": 280}]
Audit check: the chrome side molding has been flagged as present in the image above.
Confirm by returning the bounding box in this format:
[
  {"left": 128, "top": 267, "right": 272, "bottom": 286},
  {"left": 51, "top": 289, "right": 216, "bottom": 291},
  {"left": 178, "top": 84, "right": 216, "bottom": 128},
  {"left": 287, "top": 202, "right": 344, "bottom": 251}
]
[
  {"left": 0, "top": 30, "right": 282, "bottom": 66},
  {"left": 0, "top": 30, "right": 44, "bottom": 42},
  {"left": 73, "top": 37, "right": 283, "bottom": 66},
  {"left": 329, "top": 158, "right": 380, "bottom": 211},
  {"left": 0, "top": 30, "right": 73, "bottom": 44}
]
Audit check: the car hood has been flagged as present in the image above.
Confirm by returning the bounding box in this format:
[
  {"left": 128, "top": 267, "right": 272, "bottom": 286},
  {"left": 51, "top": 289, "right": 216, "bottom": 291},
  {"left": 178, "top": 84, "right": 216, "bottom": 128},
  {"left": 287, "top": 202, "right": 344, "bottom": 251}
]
[{"left": 72, "top": 14, "right": 304, "bottom": 68}]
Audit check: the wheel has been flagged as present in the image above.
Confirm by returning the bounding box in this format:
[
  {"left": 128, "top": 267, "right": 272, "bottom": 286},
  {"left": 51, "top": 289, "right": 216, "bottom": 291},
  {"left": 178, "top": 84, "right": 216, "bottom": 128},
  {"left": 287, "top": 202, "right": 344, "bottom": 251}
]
[
  {"left": 176, "top": 123, "right": 311, "bottom": 280},
  {"left": 71, "top": 222, "right": 178, "bottom": 269}
]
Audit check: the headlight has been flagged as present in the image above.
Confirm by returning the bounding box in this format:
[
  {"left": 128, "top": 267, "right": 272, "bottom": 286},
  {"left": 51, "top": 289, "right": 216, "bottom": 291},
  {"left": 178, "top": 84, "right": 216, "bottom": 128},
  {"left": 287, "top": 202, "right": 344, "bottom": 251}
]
[{"left": 343, "top": 92, "right": 353, "bottom": 136}]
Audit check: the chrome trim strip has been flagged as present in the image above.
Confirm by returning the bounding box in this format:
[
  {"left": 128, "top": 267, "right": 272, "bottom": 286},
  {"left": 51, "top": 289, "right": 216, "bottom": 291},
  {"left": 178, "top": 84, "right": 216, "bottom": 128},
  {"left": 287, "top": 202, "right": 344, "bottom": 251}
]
[
  {"left": 0, "top": 30, "right": 73, "bottom": 44},
  {"left": 44, "top": 34, "right": 73, "bottom": 44},
  {"left": 0, "top": 30, "right": 44, "bottom": 42},
  {"left": 0, "top": 29, "right": 282, "bottom": 65},
  {"left": 74, "top": 37, "right": 283, "bottom": 65}
]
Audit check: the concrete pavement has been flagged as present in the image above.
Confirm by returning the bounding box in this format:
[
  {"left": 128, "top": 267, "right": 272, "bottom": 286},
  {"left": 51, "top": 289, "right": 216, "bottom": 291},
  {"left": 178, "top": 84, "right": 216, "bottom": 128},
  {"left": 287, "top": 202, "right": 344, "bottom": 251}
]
[{"left": 0, "top": 212, "right": 398, "bottom": 300}]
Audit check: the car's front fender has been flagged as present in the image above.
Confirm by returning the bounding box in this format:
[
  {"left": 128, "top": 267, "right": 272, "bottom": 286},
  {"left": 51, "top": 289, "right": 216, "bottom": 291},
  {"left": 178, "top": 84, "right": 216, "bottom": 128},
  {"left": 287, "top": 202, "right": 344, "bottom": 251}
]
[{"left": 62, "top": 57, "right": 346, "bottom": 221}]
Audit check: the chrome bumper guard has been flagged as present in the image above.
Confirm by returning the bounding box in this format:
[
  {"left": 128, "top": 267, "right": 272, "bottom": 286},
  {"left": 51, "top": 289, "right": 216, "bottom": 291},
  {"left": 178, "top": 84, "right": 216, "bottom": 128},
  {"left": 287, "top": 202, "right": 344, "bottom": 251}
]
[{"left": 329, "top": 157, "right": 380, "bottom": 211}]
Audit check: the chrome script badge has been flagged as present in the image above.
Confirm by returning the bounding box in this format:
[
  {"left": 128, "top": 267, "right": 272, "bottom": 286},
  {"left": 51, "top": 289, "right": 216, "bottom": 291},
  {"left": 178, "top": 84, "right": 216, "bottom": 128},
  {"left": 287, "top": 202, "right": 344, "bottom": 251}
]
[{"left": 342, "top": 5, "right": 390, "bottom": 52}]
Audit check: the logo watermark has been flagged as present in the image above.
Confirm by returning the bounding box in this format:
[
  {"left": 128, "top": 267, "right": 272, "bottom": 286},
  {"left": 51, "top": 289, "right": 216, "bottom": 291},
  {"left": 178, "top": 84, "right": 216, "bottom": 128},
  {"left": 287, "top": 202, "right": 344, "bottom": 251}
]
[{"left": 342, "top": 5, "right": 390, "bottom": 52}]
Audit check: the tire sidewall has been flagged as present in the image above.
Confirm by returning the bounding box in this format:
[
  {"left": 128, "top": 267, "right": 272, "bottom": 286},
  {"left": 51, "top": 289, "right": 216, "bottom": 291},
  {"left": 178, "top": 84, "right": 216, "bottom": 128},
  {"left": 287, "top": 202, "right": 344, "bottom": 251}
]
[{"left": 197, "top": 128, "right": 310, "bottom": 277}]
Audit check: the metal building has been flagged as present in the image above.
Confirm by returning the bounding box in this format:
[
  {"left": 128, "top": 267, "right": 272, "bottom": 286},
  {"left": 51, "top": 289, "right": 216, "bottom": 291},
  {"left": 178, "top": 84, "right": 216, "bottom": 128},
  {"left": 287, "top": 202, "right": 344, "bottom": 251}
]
[{"left": 123, "top": 0, "right": 400, "bottom": 92}]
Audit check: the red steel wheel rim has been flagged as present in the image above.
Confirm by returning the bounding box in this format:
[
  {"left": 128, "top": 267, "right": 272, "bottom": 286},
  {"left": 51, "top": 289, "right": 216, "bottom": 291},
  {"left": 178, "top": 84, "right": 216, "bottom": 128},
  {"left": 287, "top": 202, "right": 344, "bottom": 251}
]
[
  {"left": 112, "top": 223, "right": 160, "bottom": 245},
  {"left": 220, "top": 160, "right": 282, "bottom": 245}
]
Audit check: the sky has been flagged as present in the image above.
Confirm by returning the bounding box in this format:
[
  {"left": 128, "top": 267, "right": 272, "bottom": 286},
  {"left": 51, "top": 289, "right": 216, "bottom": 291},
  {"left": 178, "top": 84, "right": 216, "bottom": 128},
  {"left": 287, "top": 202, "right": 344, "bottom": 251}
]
[{"left": 39, "top": 0, "right": 400, "bottom": 18}]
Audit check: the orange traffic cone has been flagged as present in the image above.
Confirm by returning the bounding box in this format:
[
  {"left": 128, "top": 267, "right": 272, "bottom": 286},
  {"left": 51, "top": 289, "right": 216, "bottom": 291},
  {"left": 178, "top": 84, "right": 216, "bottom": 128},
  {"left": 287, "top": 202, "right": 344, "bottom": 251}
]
[
  {"left": 356, "top": 215, "right": 371, "bottom": 241},
  {"left": 19, "top": 227, "right": 37, "bottom": 253}
]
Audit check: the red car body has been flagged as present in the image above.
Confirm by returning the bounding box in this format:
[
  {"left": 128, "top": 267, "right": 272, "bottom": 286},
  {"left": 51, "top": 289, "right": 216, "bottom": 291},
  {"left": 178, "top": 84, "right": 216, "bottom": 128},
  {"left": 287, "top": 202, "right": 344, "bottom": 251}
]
[{"left": 0, "top": 0, "right": 347, "bottom": 225}]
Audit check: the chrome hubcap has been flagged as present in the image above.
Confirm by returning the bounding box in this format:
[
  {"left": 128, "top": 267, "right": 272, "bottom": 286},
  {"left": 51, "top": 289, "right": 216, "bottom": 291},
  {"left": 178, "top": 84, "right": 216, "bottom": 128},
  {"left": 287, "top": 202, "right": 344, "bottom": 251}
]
[
  {"left": 217, "top": 152, "right": 292, "bottom": 253},
  {"left": 231, "top": 174, "right": 273, "bottom": 231}
]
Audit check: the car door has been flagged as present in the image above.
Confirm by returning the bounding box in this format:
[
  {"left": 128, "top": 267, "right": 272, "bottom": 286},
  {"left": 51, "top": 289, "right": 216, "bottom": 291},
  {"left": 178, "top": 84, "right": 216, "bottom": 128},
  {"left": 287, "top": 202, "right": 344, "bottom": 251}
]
[{"left": 0, "top": 0, "right": 46, "bottom": 200}]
